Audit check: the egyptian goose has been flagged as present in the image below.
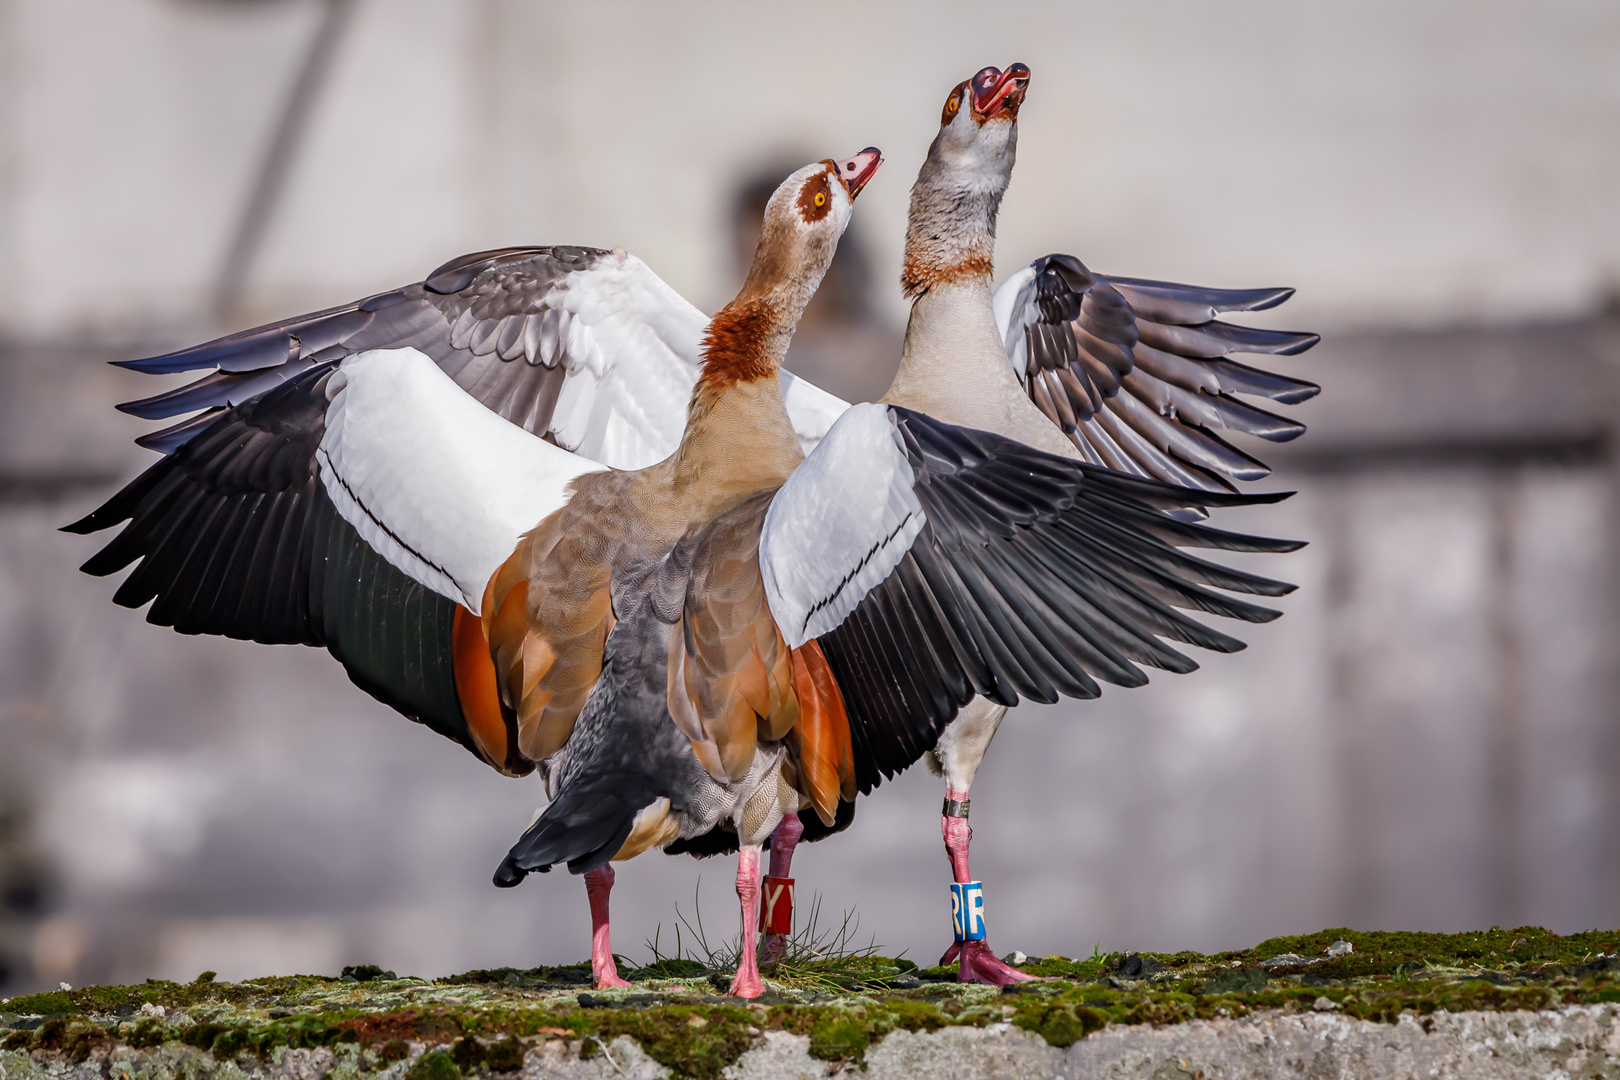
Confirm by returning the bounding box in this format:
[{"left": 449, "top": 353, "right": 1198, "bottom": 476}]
[
  {"left": 69, "top": 165, "right": 858, "bottom": 990},
  {"left": 819, "top": 63, "right": 1320, "bottom": 984},
  {"left": 67, "top": 151, "right": 880, "bottom": 994},
  {"left": 621, "top": 65, "right": 1322, "bottom": 984}
]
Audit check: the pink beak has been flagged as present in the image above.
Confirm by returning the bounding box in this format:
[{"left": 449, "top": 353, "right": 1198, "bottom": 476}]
[
  {"left": 970, "top": 63, "right": 1031, "bottom": 120},
  {"left": 833, "top": 148, "right": 883, "bottom": 198}
]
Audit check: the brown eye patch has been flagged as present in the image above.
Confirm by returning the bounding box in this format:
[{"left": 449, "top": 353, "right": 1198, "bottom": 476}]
[
  {"left": 798, "top": 172, "right": 833, "bottom": 222},
  {"left": 941, "top": 80, "right": 969, "bottom": 126}
]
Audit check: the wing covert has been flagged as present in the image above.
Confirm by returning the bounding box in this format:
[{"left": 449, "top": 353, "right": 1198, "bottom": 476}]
[{"left": 116, "top": 245, "right": 849, "bottom": 469}]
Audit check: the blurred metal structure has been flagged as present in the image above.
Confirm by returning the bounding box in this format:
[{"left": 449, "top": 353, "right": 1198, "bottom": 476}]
[
  {"left": 212, "top": 0, "right": 359, "bottom": 322},
  {"left": 0, "top": 0, "right": 1617, "bottom": 992}
]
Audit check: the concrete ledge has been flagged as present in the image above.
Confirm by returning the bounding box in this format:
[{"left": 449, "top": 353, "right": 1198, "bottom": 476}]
[{"left": 4, "top": 1006, "right": 1618, "bottom": 1080}]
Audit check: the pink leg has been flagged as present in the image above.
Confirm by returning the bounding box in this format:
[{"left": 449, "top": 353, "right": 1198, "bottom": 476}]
[
  {"left": 584, "top": 866, "right": 631, "bottom": 989},
  {"left": 760, "top": 814, "right": 804, "bottom": 964},
  {"left": 729, "top": 847, "right": 765, "bottom": 998},
  {"left": 937, "top": 786, "right": 1037, "bottom": 985}
]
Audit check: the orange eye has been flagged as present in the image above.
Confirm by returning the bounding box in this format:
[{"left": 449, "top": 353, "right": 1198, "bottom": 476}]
[
  {"left": 947, "top": 95, "right": 959, "bottom": 114},
  {"left": 814, "top": 191, "right": 827, "bottom": 207}
]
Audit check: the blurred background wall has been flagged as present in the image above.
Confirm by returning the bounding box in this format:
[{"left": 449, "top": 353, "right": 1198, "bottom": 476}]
[{"left": 1, "top": 0, "right": 1618, "bottom": 992}]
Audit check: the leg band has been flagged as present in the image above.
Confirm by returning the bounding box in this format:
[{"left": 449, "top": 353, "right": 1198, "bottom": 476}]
[
  {"left": 942, "top": 797, "right": 971, "bottom": 818},
  {"left": 758, "top": 875, "right": 794, "bottom": 934},
  {"left": 950, "top": 881, "right": 987, "bottom": 943}
]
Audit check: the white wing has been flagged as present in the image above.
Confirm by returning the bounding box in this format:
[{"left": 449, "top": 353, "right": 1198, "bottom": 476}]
[
  {"left": 759, "top": 403, "right": 925, "bottom": 647},
  {"left": 319, "top": 348, "right": 604, "bottom": 611}
]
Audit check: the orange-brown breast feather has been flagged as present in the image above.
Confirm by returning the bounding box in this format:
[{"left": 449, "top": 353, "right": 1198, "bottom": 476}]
[{"left": 698, "top": 299, "right": 776, "bottom": 391}]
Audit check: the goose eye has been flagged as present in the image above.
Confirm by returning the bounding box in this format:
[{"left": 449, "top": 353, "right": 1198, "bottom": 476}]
[
  {"left": 947, "top": 95, "right": 960, "bottom": 114},
  {"left": 814, "top": 191, "right": 827, "bottom": 207}
]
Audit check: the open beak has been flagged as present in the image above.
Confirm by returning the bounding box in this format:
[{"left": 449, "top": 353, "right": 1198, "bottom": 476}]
[
  {"left": 970, "top": 63, "right": 1031, "bottom": 121},
  {"left": 833, "top": 148, "right": 883, "bottom": 199}
]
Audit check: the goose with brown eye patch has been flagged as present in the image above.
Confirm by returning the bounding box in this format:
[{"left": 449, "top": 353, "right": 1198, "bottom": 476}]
[{"left": 798, "top": 173, "right": 833, "bottom": 222}]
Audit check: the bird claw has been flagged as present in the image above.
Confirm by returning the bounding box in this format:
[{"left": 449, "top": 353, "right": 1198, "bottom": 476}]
[
  {"left": 938, "top": 941, "right": 962, "bottom": 967},
  {"left": 954, "top": 940, "right": 1041, "bottom": 986},
  {"left": 592, "top": 959, "right": 631, "bottom": 989}
]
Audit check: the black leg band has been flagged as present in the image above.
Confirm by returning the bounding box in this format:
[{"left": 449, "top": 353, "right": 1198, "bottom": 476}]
[{"left": 942, "top": 797, "right": 971, "bottom": 818}]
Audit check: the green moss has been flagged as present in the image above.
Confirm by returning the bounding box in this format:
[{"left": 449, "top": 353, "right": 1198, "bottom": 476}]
[
  {"left": 444, "top": 1034, "right": 526, "bottom": 1074},
  {"left": 405, "top": 1050, "right": 460, "bottom": 1080},
  {"left": 2, "top": 974, "right": 324, "bottom": 1018},
  {"left": 581, "top": 1005, "right": 755, "bottom": 1080},
  {"left": 807, "top": 1012, "right": 869, "bottom": 1061},
  {"left": 1247, "top": 926, "right": 1618, "bottom": 979},
  {"left": 481, "top": 1035, "right": 526, "bottom": 1073},
  {"left": 882, "top": 999, "right": 946, "bottom": 1034},
  {"left": 1011, "top": 1003, "right": 1106, "bottom": 1048},
  {"left": 0, "top": 927, "right": 1612, "bottom": 1075},
  {"left": 128, "top": 1019, "right": 168, "bottom": 1048}
]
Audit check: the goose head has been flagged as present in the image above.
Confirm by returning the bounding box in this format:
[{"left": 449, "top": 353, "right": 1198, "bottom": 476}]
[
  {"left": 903, "top": 64, "right": 1030, "bottom": 296},
  {"left": 705, "top": 149, "right": 883, "bottom": 385},
  {"left": 738, "top": 149, "right": 883, "bottom": 311},
  {"left": 925, "top": 63, "right": 1029, "bottom": 196}
]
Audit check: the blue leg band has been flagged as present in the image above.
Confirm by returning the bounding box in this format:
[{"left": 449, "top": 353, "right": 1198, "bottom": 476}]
[{"left": 950, "top": 881, "right": 987, "bottom": 943}]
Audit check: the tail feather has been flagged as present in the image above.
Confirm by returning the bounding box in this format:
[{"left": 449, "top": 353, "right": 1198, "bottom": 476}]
[{"left": 495, "top": 781, "right": 655, "bottom": 884}]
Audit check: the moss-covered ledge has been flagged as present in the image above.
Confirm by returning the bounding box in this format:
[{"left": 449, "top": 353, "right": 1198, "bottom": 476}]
[{"left": 1, "top": 927, "right": 1617, "bottom": 1079}]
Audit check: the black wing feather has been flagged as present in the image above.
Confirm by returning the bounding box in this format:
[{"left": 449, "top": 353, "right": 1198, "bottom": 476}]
[
  {"left": 63, "top": 366, "right": 507, "bottom": 772},
  {"left": 818, "top": 408, "right": 1301, "bottom": 794}
]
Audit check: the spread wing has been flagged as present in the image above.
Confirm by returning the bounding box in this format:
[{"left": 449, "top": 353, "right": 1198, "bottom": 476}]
[
  {"left": 993, "top": 255, "right": 1320, "bottom": 493},
  {"left": 64, "top": 346, "right": 602, "bottom": 775},
  {"left": 759, "top": 403, "right": 1304, "bottom": 793},
  {"left": 117, "top": 245, "right": 849, "bottom": 466}
]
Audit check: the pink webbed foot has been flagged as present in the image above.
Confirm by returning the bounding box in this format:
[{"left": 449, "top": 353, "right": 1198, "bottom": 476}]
[
  {"left": 939, "top": 941, "right": 962, "bottom": 967},
  {"left": 594, "top": 960, "right": 631, "bottom": 989},
  {"left": 584, "top": 866, "right": 631, "bottom": 989},
  {"left": 729, "top": 967, "right": 766, "bottom": 998},
  {"left": 955, "top": 939, "right": 1040, "bottom": 986}
]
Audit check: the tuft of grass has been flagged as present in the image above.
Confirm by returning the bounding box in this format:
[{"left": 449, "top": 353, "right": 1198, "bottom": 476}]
[{"left": 639, "top": 882, "right": 910, "bottom": 993}]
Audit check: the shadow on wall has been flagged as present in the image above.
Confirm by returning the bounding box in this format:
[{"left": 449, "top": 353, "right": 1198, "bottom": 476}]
[{"left": 732, "top": 162, "right": 901, "bottom": 404}]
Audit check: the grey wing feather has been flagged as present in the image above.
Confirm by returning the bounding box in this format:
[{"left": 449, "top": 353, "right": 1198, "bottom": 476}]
[
  {"left": 997, "top": 255, "right": 1321, "bottom": 493},
  {"left": 115, "top": 246, "right": 661, "bottom": 452}
]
